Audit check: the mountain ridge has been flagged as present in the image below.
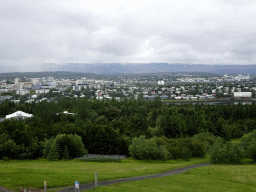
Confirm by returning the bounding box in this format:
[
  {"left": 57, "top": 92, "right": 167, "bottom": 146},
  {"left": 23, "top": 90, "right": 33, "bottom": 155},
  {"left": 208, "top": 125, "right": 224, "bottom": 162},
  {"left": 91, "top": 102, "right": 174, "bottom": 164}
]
[{"left": 0, "top": 63, "right": 255, "bottom": 75}]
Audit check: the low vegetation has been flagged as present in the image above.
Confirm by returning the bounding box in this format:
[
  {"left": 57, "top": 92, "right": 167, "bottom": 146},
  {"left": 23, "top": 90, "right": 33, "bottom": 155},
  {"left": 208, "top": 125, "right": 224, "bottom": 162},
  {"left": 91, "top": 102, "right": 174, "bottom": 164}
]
[
  {"left": 210, "top": 137, "right": 245, "bottom": 164},
  {"left": 209, "top": 130, "right": 256, "bottom": 164},
  {"left": 129, "top": 135, "right": 207, "bottom": 161},
  {"left": 78, "top": 154, "right": 127, "bottom": 162}
]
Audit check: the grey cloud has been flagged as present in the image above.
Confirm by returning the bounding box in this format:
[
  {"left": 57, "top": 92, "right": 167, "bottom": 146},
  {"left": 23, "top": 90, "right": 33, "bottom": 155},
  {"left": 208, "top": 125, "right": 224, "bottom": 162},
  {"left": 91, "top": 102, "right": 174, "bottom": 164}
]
[
  {"left": 220, "top": 0, "right": 255, "bottom": 6},
  {"left": 230, "top": 37, "right": 256, "bottom": 60},
  {"left": 97, "top": 37, "right": 140, "bottom": 56},
  {"left": 1, "top": 0, "right": 256, "bottom": 67}
]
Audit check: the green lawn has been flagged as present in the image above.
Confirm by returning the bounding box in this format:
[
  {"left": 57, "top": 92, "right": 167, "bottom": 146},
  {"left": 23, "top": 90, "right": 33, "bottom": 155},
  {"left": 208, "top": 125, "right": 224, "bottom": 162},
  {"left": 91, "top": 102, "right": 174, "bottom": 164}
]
[
  {"left": 0, "top": 156, "right": 209, "bottom": 191},
  {"left": 88, "top": 164, "right": 256, "bottom": 192}
]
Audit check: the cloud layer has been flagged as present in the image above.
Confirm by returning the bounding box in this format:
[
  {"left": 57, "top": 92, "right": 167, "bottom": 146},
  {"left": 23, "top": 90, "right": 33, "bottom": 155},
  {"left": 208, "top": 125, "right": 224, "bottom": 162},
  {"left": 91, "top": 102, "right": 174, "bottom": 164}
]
[{"left": 1, "top": 0, "right": 256, "bottom": 68}]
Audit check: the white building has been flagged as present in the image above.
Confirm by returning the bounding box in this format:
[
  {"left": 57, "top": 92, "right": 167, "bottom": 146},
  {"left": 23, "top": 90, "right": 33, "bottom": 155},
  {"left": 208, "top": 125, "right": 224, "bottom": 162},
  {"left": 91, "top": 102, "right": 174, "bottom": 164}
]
[
  {"left": 16, "top": 89, "right": 29, "bottom": 95},
  {"left": 158, "top": 81, "right": 165, "bottom": 85},
  {"left": 234, "top": 92, "right": 252, "bottom": 98},
  {"left": 6, "top": 111, "right": 33, "bottom": 120},
  {"left": 35, "top": 89, "right": 50, "bottom": 94}
]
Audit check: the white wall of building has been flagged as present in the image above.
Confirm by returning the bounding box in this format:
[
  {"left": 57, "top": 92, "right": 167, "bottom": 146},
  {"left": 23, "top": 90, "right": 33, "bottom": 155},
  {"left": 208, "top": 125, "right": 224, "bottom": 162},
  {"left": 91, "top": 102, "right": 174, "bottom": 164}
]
[{"left": 234, "top": 92, "right": 252, "bottom": 98}]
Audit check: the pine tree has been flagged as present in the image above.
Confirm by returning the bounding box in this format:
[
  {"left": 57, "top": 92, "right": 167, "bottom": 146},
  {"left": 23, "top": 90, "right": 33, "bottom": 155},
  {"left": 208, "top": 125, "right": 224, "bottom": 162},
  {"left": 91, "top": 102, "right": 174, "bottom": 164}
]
[
  {"left": 63, "top": 145, "right": 69, "bottom": 160},
  {"left": 47, "top": 143, "right": 59, "bottom": 161}
]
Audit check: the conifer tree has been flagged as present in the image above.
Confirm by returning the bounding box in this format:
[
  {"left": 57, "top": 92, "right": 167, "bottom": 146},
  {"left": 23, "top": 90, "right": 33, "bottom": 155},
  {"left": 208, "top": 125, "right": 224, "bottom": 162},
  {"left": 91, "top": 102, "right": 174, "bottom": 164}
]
[{"left": 63, "top": 145, "right": 69, "bottom": 160}]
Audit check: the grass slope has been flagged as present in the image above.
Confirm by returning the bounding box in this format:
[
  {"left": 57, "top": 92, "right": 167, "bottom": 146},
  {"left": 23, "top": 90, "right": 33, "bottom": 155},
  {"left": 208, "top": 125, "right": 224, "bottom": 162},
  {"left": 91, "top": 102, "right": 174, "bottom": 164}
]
[
  {"left": 0, "top": 157, "right": 209, "bottom": 191},
  {"left": 88, "top": 164, "right": 256, "bottom": 192}
]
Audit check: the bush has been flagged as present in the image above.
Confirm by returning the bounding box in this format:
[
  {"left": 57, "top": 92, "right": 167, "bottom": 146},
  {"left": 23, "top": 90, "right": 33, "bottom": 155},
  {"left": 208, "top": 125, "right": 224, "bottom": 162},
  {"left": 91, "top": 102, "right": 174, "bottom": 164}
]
[
  {"left": 158, "top": 145, "right": 170, "bottom": 161},
  {"left": 210, "top": 137, "right": 227, "bottom": 164},
  {"left": 181, "top": 147, "right": 192, "bottom": 161},
  {"left": 173, "top": 138, "right": 205, "bottom": 159},
  {"left": 2, "top": 157, "right": 10, "bottom": 161},
  {"left": 119, "top": 136, "right": 131, "bottom": 157},
  {"left": 192, "top": 132, "right": 217, "bottom": 146},
  {"left": 154, "top": 137, "right": 205, "bottom": 160},
  {"left": 42, "top": 134, "right": 87, "bottom": 160},
  {"left": 155, "top": 136, "right": 169, "bottom": 146},
  {"left": 241, "top": 130, "right": 256, "bottom": 150},
  {"left": 230, "top": 124, "right": 244, "bottom": 139},
  {"left": 246, "top": 139, "right": 256, "bottom": 162},
  {"left": 192, "top": 141, "right": 206, "bottom": 158},
  {"left": 83, "top": 124, "right": 123, "bottom": 155},
  {"left": 79, "top": 154, "right": 127, "bottom": 162},
  {"left": 129, "top": 135, "right": 159, "bottom": 160},
  {"left": 192, "top": 132, "right": 217, "bottom": 153},
  {"left": 210, "top": 137, "right": 244, "bottom": 164},
  {"left": 224, "top": 141, "right": 245, "bottom": 164}
]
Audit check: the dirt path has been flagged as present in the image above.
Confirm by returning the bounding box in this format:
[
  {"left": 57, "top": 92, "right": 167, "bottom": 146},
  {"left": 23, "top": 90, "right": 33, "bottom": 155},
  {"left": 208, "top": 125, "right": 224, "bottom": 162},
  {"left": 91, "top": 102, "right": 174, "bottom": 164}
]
[
  {"left": 59, "top": 161, "right": 210, "bottom": 192},
  {"left": 0, "top": 162, "right": 210, "bottom": 192}
]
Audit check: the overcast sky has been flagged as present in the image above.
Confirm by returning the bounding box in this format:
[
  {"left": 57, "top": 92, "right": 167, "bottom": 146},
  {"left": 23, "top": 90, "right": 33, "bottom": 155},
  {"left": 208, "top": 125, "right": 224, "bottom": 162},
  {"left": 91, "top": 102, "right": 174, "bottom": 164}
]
[{"left": 1, "top": 0, "right": 256, "bottom": 67}]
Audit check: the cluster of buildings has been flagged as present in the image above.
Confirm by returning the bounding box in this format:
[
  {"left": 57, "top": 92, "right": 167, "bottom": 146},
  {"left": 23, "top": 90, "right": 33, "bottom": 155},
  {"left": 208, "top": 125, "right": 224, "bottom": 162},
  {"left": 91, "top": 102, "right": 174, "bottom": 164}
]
[
  {"left": 0, "top": 73, "right": 255, "bottom": 103},
  {"left": 177, "top": 74, "right": 251, "bottom": 83}
]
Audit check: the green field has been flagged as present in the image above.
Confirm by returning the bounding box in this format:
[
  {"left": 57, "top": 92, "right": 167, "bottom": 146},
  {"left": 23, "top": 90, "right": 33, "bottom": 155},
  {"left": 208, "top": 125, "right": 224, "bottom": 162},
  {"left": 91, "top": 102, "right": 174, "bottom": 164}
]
[
  {"left": 88, "top": 164, "right": 256, "bottom": 192},
  {"left": 0, "top": 157, "right": 209, "bottom": 191}
]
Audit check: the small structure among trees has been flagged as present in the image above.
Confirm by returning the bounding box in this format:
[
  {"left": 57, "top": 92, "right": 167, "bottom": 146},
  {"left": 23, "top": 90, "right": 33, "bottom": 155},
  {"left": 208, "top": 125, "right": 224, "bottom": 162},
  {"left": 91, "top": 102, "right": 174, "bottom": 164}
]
[{"left": 5, "top": 110, "right": 33, "bottom": 120}]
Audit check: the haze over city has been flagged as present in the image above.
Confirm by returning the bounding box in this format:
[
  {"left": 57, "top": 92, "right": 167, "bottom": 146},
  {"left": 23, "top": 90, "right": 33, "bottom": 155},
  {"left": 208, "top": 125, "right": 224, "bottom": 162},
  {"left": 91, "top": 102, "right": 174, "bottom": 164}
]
[{"left": 1, "top": 0, "right": 256, "bottom": 73}]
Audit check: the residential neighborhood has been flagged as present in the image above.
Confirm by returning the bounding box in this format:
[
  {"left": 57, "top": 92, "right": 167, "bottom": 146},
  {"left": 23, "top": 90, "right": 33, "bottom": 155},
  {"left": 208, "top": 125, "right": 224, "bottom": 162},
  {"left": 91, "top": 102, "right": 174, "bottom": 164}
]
[{"left": 0, "top": 73, "right": 256, "bottom": 103}]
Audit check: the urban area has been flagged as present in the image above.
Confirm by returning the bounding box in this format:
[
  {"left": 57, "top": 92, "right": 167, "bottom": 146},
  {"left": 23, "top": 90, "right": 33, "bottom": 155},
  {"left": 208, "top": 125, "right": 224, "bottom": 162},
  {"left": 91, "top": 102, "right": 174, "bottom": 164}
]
[{"left": 0, "top": 73, "right": 255, "bottom": 104}]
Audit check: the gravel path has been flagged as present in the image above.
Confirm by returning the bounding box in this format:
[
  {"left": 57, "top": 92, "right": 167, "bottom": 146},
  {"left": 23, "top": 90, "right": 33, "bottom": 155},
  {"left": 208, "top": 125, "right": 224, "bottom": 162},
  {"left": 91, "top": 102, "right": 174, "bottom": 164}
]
[
  {"left": 0, "top": 186, "right": 13, "bottom": 192},
  {"left": 58, "top": 161, "right": 210, "bottom": 192}
]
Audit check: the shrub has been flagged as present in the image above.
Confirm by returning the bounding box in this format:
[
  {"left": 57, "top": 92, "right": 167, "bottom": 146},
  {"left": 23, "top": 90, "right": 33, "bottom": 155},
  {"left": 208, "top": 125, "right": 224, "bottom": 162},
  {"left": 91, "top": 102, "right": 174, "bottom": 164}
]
[
  {"left": 241, "top": 130, "right": 256, "bottom": 150},
  {"left": 83, "top": 124, "right": 123, "bottom": 155},
  {"left": 192, "top": 132, "right": 217, "bottom": 153},
  {"left": 224, "top": 141, "right": 245, "bottom": 164},
  {"left": 246, "top": 139, "right": 256, "bottom": 162},
  {"left": 43, "top": 134, "right": 87, "bottom": 160},
  {"left": 192, "top": 132, "right": 217, "bottom": 146},
  {"left": 155, "top": 136, "right": 169, "bottom": 146},
  {"left": 210, "top": 137, "right": 227, "bottom": 164},
  {"left": 79, "top": 154, "right": 127, "bottom": 162},
  {"left": 158, "top": 145, "right": 170, "bottom": 161},
  {"left": 129, "top": 135, "right": 159, "bottom": 160},
  {"left": 181, "top": 147, "right": 192, "bottom": 161},
  {"left": 166, "top": 145, "right": 181, "bottom": 159},
  {"left": 230, "top": 124, "right": 244, "bottom": 139},
  {"left": 0, "top": 135, "right": 22, "bottom": 159},
  {"left": 175, "top": 138, "right": 205, "bottom": 159},
  {"left": 2, "top": 157, "right": 10, "bottom": 161},
  {"left": 210, "top": 137, "right": 244, "bottom": 164},
  {"left": 119, "top": 136, "right": 131, "bottom": 157},
  {"left": 192, "top": 141, "right": 206, "bottom": 158},
  {"left": 202, "top": 141, "right": 211, "bottom": 152}
]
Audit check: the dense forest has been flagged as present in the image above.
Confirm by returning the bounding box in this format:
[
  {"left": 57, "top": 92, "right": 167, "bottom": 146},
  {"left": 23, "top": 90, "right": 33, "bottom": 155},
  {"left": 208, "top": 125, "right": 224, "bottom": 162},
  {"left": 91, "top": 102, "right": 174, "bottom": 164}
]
[{"left": 1, "top": 98, "right": 256, "bottom": 161}]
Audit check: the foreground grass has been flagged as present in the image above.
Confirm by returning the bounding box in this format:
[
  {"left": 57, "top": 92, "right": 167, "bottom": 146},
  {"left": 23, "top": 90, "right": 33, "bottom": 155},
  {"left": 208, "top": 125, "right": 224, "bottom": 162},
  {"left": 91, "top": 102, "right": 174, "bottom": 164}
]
[
  {"left": 88, "top": 163, "right": 256, "bottom": 192},
  {"left": 0, "top": 156, "right": 209, "bottom": 191}
]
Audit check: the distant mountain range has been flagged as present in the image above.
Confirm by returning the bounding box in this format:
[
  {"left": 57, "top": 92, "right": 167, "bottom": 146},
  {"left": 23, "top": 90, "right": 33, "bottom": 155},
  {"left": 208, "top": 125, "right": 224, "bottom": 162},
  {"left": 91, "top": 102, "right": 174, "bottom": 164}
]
[{"left": 0, "top": 63, "right": 256, "bottom": 75}]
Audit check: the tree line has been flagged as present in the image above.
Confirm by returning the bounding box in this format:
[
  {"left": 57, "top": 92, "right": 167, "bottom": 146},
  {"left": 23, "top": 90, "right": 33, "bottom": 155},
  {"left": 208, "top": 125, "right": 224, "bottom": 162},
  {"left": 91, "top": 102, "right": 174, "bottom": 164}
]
[{"left": 1, "top": 98, "right": 256, "bottom": 160}]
